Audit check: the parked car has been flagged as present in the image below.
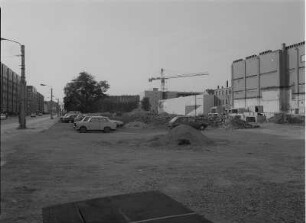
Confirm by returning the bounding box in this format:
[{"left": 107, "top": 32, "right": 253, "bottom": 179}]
[
  {"left": 75, "top": 116, "right": 117, "bottom": 133},
  {"left": 0, "top": 113, "right": 7, "bottom": 120},
  {"left": 110, "top": 119, "right": 124, "bottom": 127},
  {"left": 38, "top": 113, "right": 43, "bottom": 116},
  {"left": 168, "top": 116, "right": 208, "bottom": 130},
  {"left": 73, "top": 114, "right": 86, "bottom": 128},
  {"left": 62, "top": 114, "right": 78, "bottom": 123},
  {"left": 30, "top": 113, "right": 36, "bottom": 117}
]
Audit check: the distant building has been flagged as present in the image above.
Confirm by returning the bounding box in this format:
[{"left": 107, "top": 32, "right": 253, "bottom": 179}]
[
  {"left": 27, "top": 86, "right": 38, "bottom": 115},
  {"left": 107, "top": 95, "right": 140, "bottom": 103},
  {"left": 231, "top": 41, "right": 305, "bottom": 115},
  {"left": 0, "top": 63, "right": 22, "bottom": 114},
  {"left": 44, "top": 100, "right": 59, "bottom": 115},
  {"left": 211, "top": 81, "right": 232, "bottom": 113},
  {"left": 144, "top": 88, "right": 202, "bottom": 113},
  {"left": 37, "top": 92, "right": 44, "bottom": 114}
]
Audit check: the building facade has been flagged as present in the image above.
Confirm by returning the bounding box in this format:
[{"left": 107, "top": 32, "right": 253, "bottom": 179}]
[
  {"left": 27, "top": 86, "right": 38, "bottom": 115},
  {"left": 37, "top": 92, "right": 45, "bottom": 113},
  {"left": 212, "top": 81, "right": 232, "bottom": 113},
  {"left": 144, "top": 88, "right": 202, "bottom": 113},
  {"left": 231, "top": 41, "right": 305, "bottom": 115},
  {"left": 0, "top": 63, "right": 22, "bottom": 114}
]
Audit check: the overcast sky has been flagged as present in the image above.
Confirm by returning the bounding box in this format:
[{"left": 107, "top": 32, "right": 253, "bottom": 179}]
[{"left": 1, "top": 0, "right": 304, "bottom": 101}]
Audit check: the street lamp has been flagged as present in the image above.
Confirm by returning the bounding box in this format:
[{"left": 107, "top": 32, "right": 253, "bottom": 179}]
[
  {"left": 40, "top": 84, "right": 53, "bottom": 119},
  {"left": 1, "top": 37, "right": 26, "bottom": 129}
]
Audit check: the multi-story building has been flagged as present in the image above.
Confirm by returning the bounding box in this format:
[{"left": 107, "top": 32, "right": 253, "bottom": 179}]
[
  {"left": 231, "top": 41, "right": 305, "bottom": 116},
  {"left": 37, "top": 92, "right": 44, "bottom": 114},
  {"left": 0, "top": 63, "right": 22, "bottom": 114},
  {"left": 27, "top": 86, "right": 38, "bottom": 115},
  {"left": 44, "top": 100, "right": 60, "bottom": 115},
  {"left": 144, "top": 88, "right": 202, "bottom": 113},
  {"left": 211, "top": 81, "right": 232, "bottom": 114}
]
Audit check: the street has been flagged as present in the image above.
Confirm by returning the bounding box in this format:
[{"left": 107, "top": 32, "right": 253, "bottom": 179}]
[{"left": 0, "top": 122, "right": 304, "bottom": 223}]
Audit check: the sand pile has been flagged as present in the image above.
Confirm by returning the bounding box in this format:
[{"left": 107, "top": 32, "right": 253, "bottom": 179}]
[{"left": 147, "top": 124, "right": 214, "bottom": 148}]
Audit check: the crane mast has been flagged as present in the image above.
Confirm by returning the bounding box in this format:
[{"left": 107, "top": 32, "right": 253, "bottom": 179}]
[{"left": 149, "top": 68, "right": 209, "bottom": 99}]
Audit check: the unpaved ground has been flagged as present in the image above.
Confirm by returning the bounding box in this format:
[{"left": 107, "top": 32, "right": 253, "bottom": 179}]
[{"left": 0, "top": 122, "right": 304, "bottom": 223}]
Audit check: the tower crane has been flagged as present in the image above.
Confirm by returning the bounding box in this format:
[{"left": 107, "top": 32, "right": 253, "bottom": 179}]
[{"left": 149, "top": 68, "right": 209, "bottom": 99}]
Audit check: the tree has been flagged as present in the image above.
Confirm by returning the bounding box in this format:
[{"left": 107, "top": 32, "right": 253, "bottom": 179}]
[
  {"left": 63, "top": 72, "right": 109, "bottom": 113},
  {"left": 141, "top": 97, "right": 151, "bottom": 111},
  {"left": 205, "top": 89, "right": 215, "bottom": 95}
]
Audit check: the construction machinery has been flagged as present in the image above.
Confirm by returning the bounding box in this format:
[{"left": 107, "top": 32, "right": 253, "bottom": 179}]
[{"left": 149, "top": 68, "right": 209, "bottom": 99}]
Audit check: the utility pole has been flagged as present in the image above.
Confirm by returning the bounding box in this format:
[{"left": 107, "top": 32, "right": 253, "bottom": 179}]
[
  {"left": 57, "top": 98, "right": 60, "bottom": 117},
  {"left": 194, "top": 94, "right": 197, "bottom": 117},
  {"left": 50, "top": 88, "right": 53, "bottom": 119},
  {"left": 19, "top": 45, "right": 27, "bottom": 128}
]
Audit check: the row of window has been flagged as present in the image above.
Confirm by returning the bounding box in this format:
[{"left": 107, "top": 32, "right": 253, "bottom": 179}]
[{"left": 215, "top": 89, "right": 231, "bottom": 96}]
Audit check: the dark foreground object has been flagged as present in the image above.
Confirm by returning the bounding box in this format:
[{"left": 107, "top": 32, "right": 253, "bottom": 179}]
[{"left": 42, "top": 191, "right": 213, "bottom": 223}]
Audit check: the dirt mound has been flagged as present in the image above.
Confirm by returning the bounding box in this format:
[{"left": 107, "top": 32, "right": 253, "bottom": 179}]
[
  {"left": 225, "top": 116, "right": 259, "bottom": 129},
  {"left": 147, "top": 124, "right": 214, "bottom": 148},
  {"left": 125, "top": 121, "right": 148, "bottom": 128},
  {"left": 168, "top": 125, "right": 214, "bottom": 145}
]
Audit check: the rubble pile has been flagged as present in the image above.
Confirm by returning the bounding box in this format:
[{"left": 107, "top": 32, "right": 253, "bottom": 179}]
[
  {"left": 207, "top": 115, "right": 226, "bottom": 127},
  {"left": 147, "top": 124, "right": 214, "bottom": 148},
  {"left": 224, "top": 116, "right": 259, "bottom": 129}
]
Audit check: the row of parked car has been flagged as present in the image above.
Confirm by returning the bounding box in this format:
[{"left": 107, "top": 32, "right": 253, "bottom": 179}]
[{"left": 60, "top": 113, "right": 124, "bottom": 133}]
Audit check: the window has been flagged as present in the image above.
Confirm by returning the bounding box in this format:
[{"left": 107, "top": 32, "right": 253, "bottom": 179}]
[
  {"left": 301, "top": 55, "right": 305, "bottom": 62},
  {"left": 83, "top": 117, "right": 90, "bottom": 122}
]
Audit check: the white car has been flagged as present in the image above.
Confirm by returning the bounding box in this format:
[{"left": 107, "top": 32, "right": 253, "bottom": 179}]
[
  {"left": 0, "top": 113, "right": 7, "bottom": 120},
  {"left": 75, "top": 116, "right": 117, "bottom": 133}
]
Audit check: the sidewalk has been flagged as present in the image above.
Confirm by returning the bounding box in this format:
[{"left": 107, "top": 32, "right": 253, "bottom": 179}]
[{"left": 1, "top": 117, "right": 59, "bottom": 166}]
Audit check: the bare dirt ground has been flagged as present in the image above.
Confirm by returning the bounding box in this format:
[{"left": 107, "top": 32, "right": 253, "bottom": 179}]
[{"left": 0, "top": 122, "right": 304, "bottom": 223}]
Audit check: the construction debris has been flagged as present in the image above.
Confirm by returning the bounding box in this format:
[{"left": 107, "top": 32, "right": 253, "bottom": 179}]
[{"left": 224, "top": 116, "right": 260, "bottom": 129}]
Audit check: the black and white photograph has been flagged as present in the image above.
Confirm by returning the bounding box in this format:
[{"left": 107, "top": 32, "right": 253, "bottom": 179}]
[{"left": 0, "top": 0, "right": 305, "bottom": 222}]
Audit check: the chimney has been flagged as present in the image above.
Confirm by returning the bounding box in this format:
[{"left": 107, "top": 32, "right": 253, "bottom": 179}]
[
  {"left": 226, "top": 80, "right": 228, "bottom": 88},
  {"left": 217, "top": 85, "right": 219, "bottom": 89}
]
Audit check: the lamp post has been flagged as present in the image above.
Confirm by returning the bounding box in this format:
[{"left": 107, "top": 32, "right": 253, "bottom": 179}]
[
  {"left": 40, "top": 84, "right": 53, "bottom": 119},
  {"left": 1, "top": 37, "right": 26, "bottom": 129}
]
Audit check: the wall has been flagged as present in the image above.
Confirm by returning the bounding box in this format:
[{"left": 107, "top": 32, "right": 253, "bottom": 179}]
[
  {"left": 286, "top": 43, "right": 305, "bottom": 114},
  {"left": 158, "top": 94, "right": 214, "bottom": 116}
]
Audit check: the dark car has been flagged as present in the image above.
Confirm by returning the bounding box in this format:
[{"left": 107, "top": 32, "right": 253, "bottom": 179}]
[
  {"left": 62, "top": 114, "right": 78, "bottom": 123},
  {"left": 168, "top": 116, "right": 208, "bottom": 130}
]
